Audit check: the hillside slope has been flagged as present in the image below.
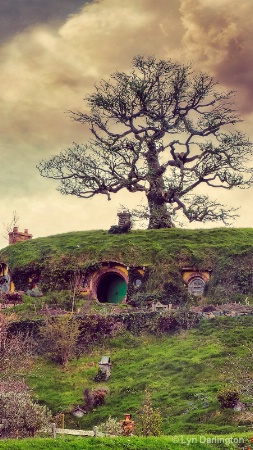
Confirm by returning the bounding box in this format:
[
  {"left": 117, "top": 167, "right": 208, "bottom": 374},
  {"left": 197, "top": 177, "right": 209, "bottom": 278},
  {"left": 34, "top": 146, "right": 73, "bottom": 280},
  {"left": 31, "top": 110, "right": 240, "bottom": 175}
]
[
  {"left": 1, "top": 228, "right": 253, "bottom": 303},
  {"left": 27, "top": 315, "right": 253, "bottom": 434}
]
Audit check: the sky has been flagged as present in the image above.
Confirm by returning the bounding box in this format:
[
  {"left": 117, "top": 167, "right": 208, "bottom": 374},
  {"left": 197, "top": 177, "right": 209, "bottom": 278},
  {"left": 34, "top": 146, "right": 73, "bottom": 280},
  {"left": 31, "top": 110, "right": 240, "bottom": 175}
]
[{"left": 1, "top": 0, "right": 253, "bottom": 249}]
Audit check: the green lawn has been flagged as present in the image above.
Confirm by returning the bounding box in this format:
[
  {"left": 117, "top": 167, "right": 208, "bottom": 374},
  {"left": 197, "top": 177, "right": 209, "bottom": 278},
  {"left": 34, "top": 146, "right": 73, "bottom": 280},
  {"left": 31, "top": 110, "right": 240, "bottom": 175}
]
[
  {"left": 26, "top": 316, "right": 253, "bottom": 434},
  {"left": 0, "top": 435, "right": 251, "bottom": 450},
  {"left": 2, "top": 227, "right": 253, "bottom": 271}
]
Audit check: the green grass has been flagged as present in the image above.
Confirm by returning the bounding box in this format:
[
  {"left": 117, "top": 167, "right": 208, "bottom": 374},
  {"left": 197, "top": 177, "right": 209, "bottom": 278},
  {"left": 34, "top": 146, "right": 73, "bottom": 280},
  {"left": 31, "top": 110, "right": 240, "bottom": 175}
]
[
  {"left": 2, "top": 228, "right": 253, "bottom": 306},
  {"left": 0, "top": 435, "right": 251, "bottom": 450},
  {"left": 2, "top": 227, "right": 253, "bottom": 271},
  {"left": 3, "top": 228, "right": 253, "bottom": 437},
  {"left": 25, "top": 316, "right": 253, "bottom": 435}
]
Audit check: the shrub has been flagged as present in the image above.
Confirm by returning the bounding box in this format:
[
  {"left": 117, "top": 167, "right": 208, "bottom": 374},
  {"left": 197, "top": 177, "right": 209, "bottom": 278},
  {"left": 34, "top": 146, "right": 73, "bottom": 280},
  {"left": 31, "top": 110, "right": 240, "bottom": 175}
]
[
  {"left": 108, "top": 221, "right": 131, "bottom": 234},
  {"left": 38, "top": 316, "right": 80, "bottom": 366},
  {"left": 94, "top": 368, "right": 108, "bottom": 382},
  {"left": 0, "top": 319, "right": 35, "bottom": 376},
  {"left": 217, "top": 387, "right": 240, "bottom": 409},
  {"left": 127, "top": 292, "right": 162, "bottom": 308},
  {"left": 98, "top": 416, "right": 122, "bottom": 435},
  {"left": 83, "top": 387, "right": 108, "bottom": 412},
  {"left": 0, "top": 291, "right": 23, "bottom": 303},
  {"left": 135, "top": 390, "right": 162, "bottom": 436},
  {"left": 0, "top": 381, "right": 52, "bottom": 438}
]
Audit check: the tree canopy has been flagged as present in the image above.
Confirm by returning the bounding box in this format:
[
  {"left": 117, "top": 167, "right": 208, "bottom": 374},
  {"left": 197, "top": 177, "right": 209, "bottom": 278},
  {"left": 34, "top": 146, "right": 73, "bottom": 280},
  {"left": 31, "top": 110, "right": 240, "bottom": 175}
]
[{"left": 37, "top": 56, "right": 253, "bottom": 228}]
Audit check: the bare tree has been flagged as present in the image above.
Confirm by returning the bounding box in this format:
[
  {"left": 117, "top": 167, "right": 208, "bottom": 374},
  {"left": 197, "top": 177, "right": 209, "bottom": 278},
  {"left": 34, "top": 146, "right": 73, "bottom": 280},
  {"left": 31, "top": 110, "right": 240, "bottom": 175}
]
[
  {"left": 38, "top": 316, "right": 80, "bottom": 366},
  {"left": 3, "top": 210, "right": 19, "bottom": 241},
  {"left": 37, "top": 56, "right": 253, "bottom": 229}
]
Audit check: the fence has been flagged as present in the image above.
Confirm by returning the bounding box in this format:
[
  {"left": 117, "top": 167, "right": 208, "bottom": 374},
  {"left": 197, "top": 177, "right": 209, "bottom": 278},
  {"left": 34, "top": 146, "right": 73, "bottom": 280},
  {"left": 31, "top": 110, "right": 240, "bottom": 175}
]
[{"left": 51, "top": 423, "right": 104, "bottom": 438}]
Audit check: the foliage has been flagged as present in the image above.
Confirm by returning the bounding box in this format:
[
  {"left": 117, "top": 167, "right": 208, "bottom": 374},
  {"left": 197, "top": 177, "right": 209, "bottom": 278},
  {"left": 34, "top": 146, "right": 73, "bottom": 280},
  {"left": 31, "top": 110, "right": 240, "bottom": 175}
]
[
  {"left": 108, "top": 221, "right": 132, "bottom": 234},
  {"left": 135, "top": 390, "right": 162, "bottom": 436},
  {"left": 0, "top": 291, "right": 23, "bottom": 303},
  {"left": 217, "top": 387, "right": 240, "bottom": 409},
  {"left": 0, "top": 315, "right": 35, "bottom": 376},
  {"left": 83, "top": 387, "right": 108, "bottom": 412},
  {"left": 127, "top": 292, "right": 162, "bottom": 308},
  {"left": 98, "top": 416, "right": 122, "bottom": 436},
  {"left": 38, "top": 315, "right": 80, "bottom": 366},
  {"left": 0, "top": 381, "right": 52, "bottom": 438},
  {"left": 94, "top": 368, "right": 108, "bottom": 382}
]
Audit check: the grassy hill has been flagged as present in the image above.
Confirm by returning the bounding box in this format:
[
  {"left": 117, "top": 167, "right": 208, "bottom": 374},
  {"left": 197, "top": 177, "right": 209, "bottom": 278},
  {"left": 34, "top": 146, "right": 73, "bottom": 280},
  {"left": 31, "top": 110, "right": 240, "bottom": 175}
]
[
  {"left": 2, "top": 227, "right": 253, "bottom": 269},
  {"left": 26, "top": 315, "right": 253, "bottom": 435},
  {"left": 2, "top": 228, "right": 253, "bottom": 438},
  {"left": 1, "top": 227, "right": 253, "bottom": 303}
]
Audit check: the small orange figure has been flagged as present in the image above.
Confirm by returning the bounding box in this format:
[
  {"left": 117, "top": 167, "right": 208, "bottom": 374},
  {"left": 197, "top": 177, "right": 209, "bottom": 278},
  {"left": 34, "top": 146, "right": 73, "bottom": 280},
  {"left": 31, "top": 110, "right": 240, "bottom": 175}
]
[{"left": 120, "top": 413, "right": 135, "bottom": 435}]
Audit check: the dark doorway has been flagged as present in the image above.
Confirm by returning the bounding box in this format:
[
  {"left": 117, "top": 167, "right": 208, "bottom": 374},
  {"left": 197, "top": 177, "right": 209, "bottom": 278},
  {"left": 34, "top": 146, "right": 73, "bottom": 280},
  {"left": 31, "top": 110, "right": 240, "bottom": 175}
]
[{"left": 96, "top": 273, "right": 127, "bottom": 303}]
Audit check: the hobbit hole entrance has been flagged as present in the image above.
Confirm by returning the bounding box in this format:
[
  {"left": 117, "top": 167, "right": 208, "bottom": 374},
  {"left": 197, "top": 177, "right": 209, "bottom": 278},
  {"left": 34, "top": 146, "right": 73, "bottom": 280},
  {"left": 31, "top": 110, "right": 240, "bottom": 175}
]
[
  {"left": 96, "top": 272, "right": 127, "bottom": 303},
  {"left": 188, "top": 277, "right": 205, "bottom": 296}
]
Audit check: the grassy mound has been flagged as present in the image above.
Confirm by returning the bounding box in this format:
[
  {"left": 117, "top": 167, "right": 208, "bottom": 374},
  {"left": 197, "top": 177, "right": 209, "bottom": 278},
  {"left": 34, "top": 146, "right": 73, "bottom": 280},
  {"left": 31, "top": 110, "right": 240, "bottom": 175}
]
[
  {"left": 26, "top": 315, "right": 253, "bottom": 435},
  {"left": 2, "top": 227, "right": 253, "bottom": 270},
  {"left": 1, "top": 227, "right": 253, "bottom": 303}
]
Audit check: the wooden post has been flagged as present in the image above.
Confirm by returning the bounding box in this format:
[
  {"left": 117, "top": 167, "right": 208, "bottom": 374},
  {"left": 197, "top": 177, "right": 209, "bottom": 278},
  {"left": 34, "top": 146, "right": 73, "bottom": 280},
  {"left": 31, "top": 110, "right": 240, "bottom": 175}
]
[
  {"left": 93, "top": 426, "right": 98, "bottom": 437},
  {"left": 51, "top": 422, "right": 56, "bottom": 439}
]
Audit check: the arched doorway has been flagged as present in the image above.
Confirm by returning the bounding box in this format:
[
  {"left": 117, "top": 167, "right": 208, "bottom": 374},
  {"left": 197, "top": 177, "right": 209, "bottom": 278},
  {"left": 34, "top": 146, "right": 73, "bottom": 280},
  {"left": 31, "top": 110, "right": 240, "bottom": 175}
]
[{"left": 96, "top": 272, "right": 127, "bottom": 303}]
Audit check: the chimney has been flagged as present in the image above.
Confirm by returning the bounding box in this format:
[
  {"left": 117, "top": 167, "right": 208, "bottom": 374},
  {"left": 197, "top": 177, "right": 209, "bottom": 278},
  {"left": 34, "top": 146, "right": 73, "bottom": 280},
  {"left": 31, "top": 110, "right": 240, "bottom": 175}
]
[
  {"left": 117, "top": 211, "right": 131, "bottom": 227},
  {"left": 8, "top": 227, "right": 33, "bottom": 245}
]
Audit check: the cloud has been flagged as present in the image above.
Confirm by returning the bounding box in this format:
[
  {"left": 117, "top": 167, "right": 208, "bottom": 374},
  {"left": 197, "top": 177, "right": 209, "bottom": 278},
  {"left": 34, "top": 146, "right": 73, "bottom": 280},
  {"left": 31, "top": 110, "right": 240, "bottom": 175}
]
[
  {"left": 0, "top": 0, "right": 252, "bottom": 249},
  {"left": 0, "top": 0, "right": 89, "bottom": 42},
  {"left": 0, "top": 0, "right": 184, "bottom": 176},
  {"left": 180, "top": 0, "right": 253, "bottom": 113}
]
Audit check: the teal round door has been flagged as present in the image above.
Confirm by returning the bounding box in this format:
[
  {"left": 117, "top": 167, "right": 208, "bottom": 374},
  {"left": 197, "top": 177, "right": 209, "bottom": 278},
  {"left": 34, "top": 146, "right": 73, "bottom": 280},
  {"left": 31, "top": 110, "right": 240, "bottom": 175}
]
[
  {"left": 96, "top": 273, "right": 127, "bottom": 303},
  {"left": 107, "top": 275, "right": 127, "bottom": 303}
]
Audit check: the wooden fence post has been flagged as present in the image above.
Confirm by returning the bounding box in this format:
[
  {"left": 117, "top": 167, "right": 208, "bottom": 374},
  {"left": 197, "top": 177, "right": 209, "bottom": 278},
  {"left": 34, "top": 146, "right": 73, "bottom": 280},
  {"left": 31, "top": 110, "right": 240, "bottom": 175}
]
[{"left": 51, "top": 422, "right": 56, "bottom": 439}]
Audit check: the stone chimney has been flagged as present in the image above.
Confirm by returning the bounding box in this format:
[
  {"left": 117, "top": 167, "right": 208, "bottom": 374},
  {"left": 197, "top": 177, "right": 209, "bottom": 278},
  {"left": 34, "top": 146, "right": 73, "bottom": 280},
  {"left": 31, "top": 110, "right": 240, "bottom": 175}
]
[
  {"left": 117, "top": 211, "right": 131, "bottom": 227},
  {"left": 9, "top": 227, "right": 33, "bottom": 245}
]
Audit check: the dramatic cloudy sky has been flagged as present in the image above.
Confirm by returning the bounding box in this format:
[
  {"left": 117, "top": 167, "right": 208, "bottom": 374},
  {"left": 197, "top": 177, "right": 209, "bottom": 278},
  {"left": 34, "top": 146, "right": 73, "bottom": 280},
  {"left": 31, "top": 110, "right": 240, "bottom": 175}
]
[{"left": 1, "top": 0, "right": 253, "bottom": 248}]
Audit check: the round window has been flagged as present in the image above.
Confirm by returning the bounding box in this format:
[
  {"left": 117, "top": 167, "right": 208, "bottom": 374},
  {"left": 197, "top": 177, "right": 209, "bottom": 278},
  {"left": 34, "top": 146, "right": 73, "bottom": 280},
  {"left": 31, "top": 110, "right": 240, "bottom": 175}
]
[
  {"left": 188, "top": 277, "right": 205, "bottom": 296},
  {"left": 134, "top": 278, "right": 142, "bottom": 288}
]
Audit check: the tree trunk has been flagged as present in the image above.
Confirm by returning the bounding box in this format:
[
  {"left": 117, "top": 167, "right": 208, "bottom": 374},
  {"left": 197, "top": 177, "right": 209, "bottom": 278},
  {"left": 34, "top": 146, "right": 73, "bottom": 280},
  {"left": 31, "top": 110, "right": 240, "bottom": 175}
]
[
  {"left": 146, "top": 192, "right": 174, "bottom": 229},
  {"left": 146, "top": 143, "right": 174, "bottom": 229}
]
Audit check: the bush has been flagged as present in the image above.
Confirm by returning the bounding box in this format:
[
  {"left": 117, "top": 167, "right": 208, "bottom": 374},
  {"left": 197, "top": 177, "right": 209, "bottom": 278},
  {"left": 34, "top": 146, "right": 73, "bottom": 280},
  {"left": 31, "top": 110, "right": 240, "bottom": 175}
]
[
  {"left": 98, "top": 416, "right": 122, "bottom": 435},
  {"left": 0, "top": 319, "right": 35, "bottom": 376},
  {"left": 127, "top": 292, "right": 162, "bottom": 308},
  {"left": 83, "top": 387, "right": 108, "bottom": 412},
  {"left": 108, "top": 221, "right": 131, "bottom": 234},
  {"left": 0, "top": 291, "right": 23, "bottom": 304},
  {"left": 135, "top": 390, "right": 162, "bottom": 436},
  {"left": 94, "top": 368, "right": 107, "bottom": 382},
  {"left": 38, "top": 316, "right": 80, "bottom": 366},
  {"left": 217, "top": 387, "right": 240, "bottom": 409},
  {"left": 0, "top": 381, "right": 52, "bottom": 438}
]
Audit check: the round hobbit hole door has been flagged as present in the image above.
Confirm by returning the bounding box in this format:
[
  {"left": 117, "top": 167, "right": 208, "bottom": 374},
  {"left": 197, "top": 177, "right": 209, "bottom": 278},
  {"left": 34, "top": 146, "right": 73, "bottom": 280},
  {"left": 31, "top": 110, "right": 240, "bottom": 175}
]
[
  {"left": 188, "top": 277, "right": 205, "bottom": 296},
  {"left": 96, "top": 272, "right": 127, "bottom": 303}
]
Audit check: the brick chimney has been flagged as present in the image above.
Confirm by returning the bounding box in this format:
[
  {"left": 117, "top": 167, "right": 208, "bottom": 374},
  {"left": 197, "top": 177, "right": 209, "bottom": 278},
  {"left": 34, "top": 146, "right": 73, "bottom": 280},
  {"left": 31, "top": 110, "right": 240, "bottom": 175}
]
[
  {"left": 117, "top": 211, "right": 131, "bottom": 227},
  {"left": 9, "top": 227, "right": 33, "bottom": 245}
]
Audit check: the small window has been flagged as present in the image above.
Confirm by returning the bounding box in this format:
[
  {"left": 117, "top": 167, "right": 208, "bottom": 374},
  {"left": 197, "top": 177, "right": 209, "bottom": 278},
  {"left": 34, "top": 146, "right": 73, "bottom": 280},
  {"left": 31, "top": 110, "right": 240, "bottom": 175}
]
[
  {"left": 134, "top": 278, "right": 142, "bottom": 288},
  {"left": 188, "top": 277, "right": 205, "bottom": 296}
]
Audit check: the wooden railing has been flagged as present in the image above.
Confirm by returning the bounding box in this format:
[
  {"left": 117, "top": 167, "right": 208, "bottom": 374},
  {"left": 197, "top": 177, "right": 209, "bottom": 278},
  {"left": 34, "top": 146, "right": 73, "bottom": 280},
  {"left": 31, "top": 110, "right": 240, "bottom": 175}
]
[{"left": 51, "top": 423, "right": 104, "bottom": 438}]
